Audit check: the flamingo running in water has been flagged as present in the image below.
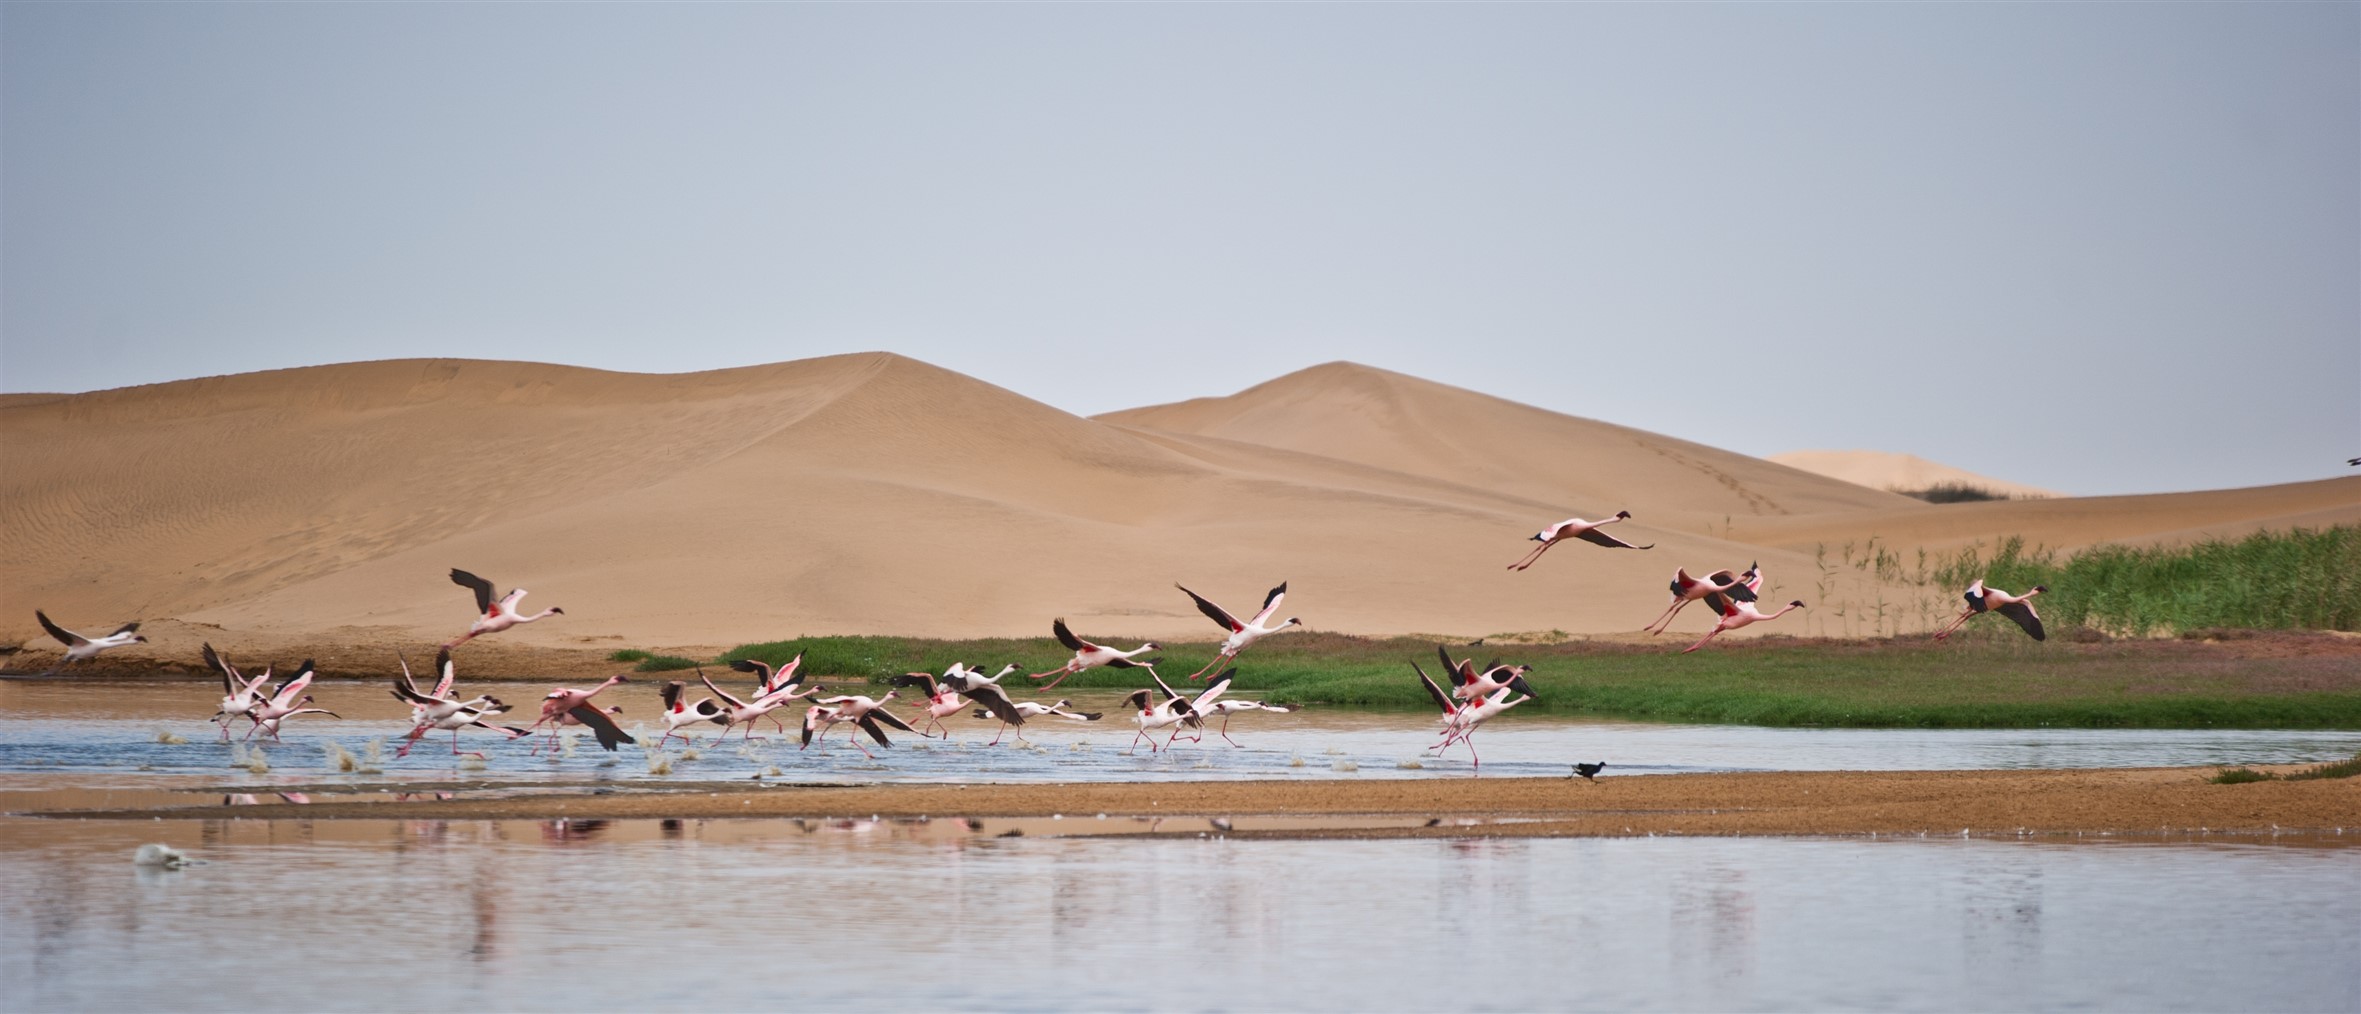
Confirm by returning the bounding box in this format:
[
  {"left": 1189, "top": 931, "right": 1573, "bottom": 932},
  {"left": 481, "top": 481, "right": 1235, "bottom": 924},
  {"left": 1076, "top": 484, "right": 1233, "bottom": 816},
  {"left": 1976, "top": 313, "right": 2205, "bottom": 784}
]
[
  {"left": 892, "top": 667, "right": 1024, "bottom": 739},
  {"left": 527, "top": 673, "right": 632, "bottom": 753},
  {"left": 1030, "top": 619, "right": 1160, "bottom": 691},
  {"left": 699, "top": 665, "right": 821, "bottom": 741},
  {"left": 1415, "top": 662, "right": 1529, "bottom": 771},
  {"left": 969, "top": 698, "right": 1101, "bottom": 746},
  {"left": 442, "top": 568, "right": 564, "bottom": 650},
  {"left": 1175, "top": 582, "right": 1301, "bottom": 680},
  {"left": 244, "top": 660, "right": 320, "bottom": 741},
  {"left": 801, "top": 692, "right": 921, "bottom": 759},
  {"left": 655, "top": 679, "right": 728, "bottom": 748},
  {"left": 31, "top": 610, "right": 146, "bottom": 675},
  {"left": 1643, "top": 563, "right": 1758, "bottom": 635},
  {"left": 1120, "top": 683, "right": 1196, "bottom": 755},
  {"left": 203, "top": 643, "right": 274, "bottom": 741},
  {"left": 1681, "top": 597, "right": 1807, "bottom": 653},
  {"left": 1933, "top": 580, "right": 2049, "bottom": 642},
  {"left": 1435, "top": 645, "right": 1536, "bottom": 706},
  {"left": 1505, "top": 511, "right": 1652, "bottom": 571},
  {"left": 1189, "top": 699, "right": 1297, "bottom": 747}
]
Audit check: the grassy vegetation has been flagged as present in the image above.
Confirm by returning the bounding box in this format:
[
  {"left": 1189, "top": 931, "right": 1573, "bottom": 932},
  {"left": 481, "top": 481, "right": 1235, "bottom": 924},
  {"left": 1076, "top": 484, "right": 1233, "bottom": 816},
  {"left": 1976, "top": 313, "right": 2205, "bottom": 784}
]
[
  {"left": 2212, "top": 752, "right": 2361, "bottom": 784},
  {"left": 606, "top": 648, "right": 698, "bottom": 673},
  {"left": 718, "top": 630, "right": 2361, "bottom": 730},
  {"left": 1933, "top": 526, "right": 2361, "bottom": 635},
  {"left": 1895, "top": 481, "right": 2010, "bottom": 503}
]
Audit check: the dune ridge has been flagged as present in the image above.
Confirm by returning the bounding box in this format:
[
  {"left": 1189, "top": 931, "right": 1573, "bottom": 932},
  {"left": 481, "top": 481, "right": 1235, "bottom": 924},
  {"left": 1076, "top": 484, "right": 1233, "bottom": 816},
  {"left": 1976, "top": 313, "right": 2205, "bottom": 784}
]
[{"left": 4, "top": 354, "right": 2349, "bottom": 656}]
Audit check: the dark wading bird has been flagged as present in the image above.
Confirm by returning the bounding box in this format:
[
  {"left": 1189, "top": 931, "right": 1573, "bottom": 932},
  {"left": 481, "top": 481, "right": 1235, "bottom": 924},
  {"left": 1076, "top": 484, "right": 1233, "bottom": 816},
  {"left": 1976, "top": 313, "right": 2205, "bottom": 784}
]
[
  {"left": 32, "top": 610, "right": 146, "bottom": 675},
  {"left": 1506, "top": 511, "right": 1653, "bottom": 571},
  {"left": 443, "top": 568, "right": 564, "bottom": 650},
  {"left": 1572, "top": 762, "right": 1607, "bottom": 783},
  {"left": 1932, "top": 580, "right": 2048, "bottom": 642}
]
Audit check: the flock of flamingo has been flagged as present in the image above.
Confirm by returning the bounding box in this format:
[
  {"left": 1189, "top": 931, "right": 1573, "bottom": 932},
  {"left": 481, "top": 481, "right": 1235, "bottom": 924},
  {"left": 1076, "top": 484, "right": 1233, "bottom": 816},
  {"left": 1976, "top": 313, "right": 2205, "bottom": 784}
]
[{"left": 25, "top": 514, "right": 2050, "bottom": 772}]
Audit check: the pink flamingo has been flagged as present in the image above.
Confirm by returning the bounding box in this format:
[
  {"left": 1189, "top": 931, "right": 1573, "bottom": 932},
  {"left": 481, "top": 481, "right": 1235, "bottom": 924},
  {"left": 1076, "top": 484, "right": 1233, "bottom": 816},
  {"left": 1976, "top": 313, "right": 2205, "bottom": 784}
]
[
  {"left": 1505, "top": 511, "right": 1652, "bottom": 571},
  {"left": 1030, "top": 619, "right": 1160, "bottom": 691},
  {"left": 1682, "top": 598, "right": 1807, "bottom": 653},
  {"left": 527, "top": 673, "right": 632, "bottom": 753},
  {"left": 443, "top": 568, "right": 564, "bottom": 650},
  {"left": 1643, "top": 563, "right": 1758, "bottom": 635},
  {"left": 1933, "top": 580, "right": 2049, "bottom": 642},
  {"left": 33, "top": 610, "right": 146, "bottom": 674},
  {"left": 1176, "top": 582, "right": 1301, "bottom": 679},
  {"left": 970, "top": 698, "right": 1101, "bottom": 746},
  {"left": 655, "top": 679, "right": 727, "bottom": 748},
  {"left": 203, "top": 643, "right": 275, "bottom": 741},
  {"left": 244, "top": 660, "right": 318, "bottom": 741}
]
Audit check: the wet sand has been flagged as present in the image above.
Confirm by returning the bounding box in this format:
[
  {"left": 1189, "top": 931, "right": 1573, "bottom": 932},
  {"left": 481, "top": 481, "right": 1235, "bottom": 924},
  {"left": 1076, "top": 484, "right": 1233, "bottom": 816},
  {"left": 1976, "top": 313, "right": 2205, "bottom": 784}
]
[{"left": 34, "top": 766, "right": 2358, "bottom": 839}]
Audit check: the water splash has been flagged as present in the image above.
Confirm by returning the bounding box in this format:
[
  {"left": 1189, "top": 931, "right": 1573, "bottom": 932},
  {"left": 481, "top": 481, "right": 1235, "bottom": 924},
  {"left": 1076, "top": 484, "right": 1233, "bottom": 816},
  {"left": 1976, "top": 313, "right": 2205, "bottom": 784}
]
[{"left": 152, "top": 729, "right": 187, "bottom": 745}]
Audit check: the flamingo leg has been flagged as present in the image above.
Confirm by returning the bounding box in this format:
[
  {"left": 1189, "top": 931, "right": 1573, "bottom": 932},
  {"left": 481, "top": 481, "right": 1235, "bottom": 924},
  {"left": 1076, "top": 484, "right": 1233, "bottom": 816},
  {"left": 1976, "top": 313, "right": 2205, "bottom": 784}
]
[
  {"left": 1220, "top": 716, "right": 1242, "bottom": 747},
  {"left": 1506, "top": 540, "right": 1554, "bottom": 571},
  {"left": 1644, "top": 598, "right": 1692, "bottom": 635},
  {"left": 988, "top": 722, "right": 1008, "bottom": 746},
  {"left": 1184, "top": 653, "right": 1232, "bottom": 681},
  {"left": 1031, "top": 667, "right": 1076, "bottom": 692},
  {"left": 1681, "top": 627, "right": 1725, "bottom": 654},
  {"left": 1932, "top": 612, "right": 1975, "bottom": 641}
]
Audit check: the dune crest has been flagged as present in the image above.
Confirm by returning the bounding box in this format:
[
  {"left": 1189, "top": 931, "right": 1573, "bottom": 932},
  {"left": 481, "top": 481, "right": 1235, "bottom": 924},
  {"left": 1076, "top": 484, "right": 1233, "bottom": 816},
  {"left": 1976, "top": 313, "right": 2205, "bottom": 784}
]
[
  {"left": 1770, "top": 449, "right": 2061, "bottom": 500},
  {"left": 4, "top": 354, "right": 2347, "bottom": 652}
]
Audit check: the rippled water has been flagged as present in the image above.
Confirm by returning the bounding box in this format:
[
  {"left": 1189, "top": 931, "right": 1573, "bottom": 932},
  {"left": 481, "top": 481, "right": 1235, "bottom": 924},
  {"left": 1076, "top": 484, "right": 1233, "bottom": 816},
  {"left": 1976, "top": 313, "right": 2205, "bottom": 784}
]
[
  {"left": 2, "top": 817, "right": 2354, "bottom": 1012},
  {"left": 5, "top": 679, "right": 2358, "bottom": 791}
]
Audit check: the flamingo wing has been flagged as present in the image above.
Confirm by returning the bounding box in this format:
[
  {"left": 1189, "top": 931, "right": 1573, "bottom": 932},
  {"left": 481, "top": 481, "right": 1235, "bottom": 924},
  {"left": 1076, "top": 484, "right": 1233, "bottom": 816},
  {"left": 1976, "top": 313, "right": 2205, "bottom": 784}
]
[
  {"left": 430, "top": 647, "right": 456, "bottom": 699},
  {"left": 966, "top": 683, "right": 1026, "bottom": 726},
  {"left": 34, "top": 610, "right": 85, "bottom": 648},
  {"left": 567, "top": 705, "right": 635, "bottom": 751},
  {"left": 856, "top": 714, "right": 895, "bottom": 748},
  {"left": 449, "top": 568, "right": 497, "bottom": 615},
  {"left": 109, "top": 621, "right": 142, "bottom": 637},
  {"left": 1574, "top": 528, "right": 1652, "bottom": 550},
  {"left": 1194, "top": 674, "right": 1232, "bottom": 712},
  {"left": 1151, "top": 671, "right": 1188, "bottom": 703},
  {"left": 698, "top": 670, "right": 749, "bottom": 710},
  {"left": 1177, "top": 584, "right": 1243, "bottom": 633},
  {"left": 1051, "top": 618, "right": 1092, "bottom": 652},
  {"left": 1410, "top": 661, "right": 1457, "bottom": 715},
  {"left": 889, "top": 672, "right": 942, "bottom": 695},
  {"left": 1247, "top": 582, "right": 1289, "bottom": 628},
  {"left": 1995, "top": 600, "right": 2046, "bottom": 641},
  {"left": 1963, "top": 581, "right": 1989, "bottom": 614},
  {"left": 202, "top": 643, "right": 238, "bottom": 694}
]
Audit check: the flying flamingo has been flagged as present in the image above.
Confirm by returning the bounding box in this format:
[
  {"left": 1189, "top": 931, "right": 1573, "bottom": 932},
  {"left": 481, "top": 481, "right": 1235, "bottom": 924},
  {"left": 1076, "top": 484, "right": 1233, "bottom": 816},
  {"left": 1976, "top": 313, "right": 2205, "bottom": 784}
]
[
  {"left": 1176, "top": 582, "right": 1302, "bottom": 679},
  {"left": 247, "top": 698, "right": 339, "bottom": 742},
  {"left": 1188, "top": 699, "right": 1296, "bottom": 747},
  {"left": 1164, "top": 670, "right": 1232, "bottom": 748},
  {"left": 1030, "top": 619, "right": 1160, "bottom": 691},
  {"left": 244, "top": 660, "right": 319, "bottom": 741},
  {"left": 699, "top": 666, "right": 820, "bottom": 741},
  {"left": 1120, "top": 685, "right": 1196, "bottom": 755},
  {"left": 729, "top": 653, "right": 808, "bottom": 701},
  {"left": 443, "top": 568, "right": 564, "bottom": 650},
  {"left": 969, "top": 698, "right": 1102, "bottom": 746},
  {"left": 32, "top": 610, "right": 146, "bottom": 674},
  {"left": 203, "top": 643, "right": 275, "bottom": 740},
  {"left": 655, "top": 679, "right": 728, "bottom": 748},
  {"left": 1933, "top": 580, "right": 2049, "bottom": 642},
  {"left": 527, "top": 673, "right": 632, "bottom": 753},
  {"left": 801, "top": 692, "right": 920, "bottom": 759},
  {"left": 1643, "top": 563, "right": 1758, "bottom": 635},
  {"left": 1416, "top": 664, "right": 1529, "bottom": 771},
  {"left": 1681, "top": 598, "right": 1807, "bottom": 653},
  {"left": 394, "top": 693, "right": 528, "bottom": 759},
  {"left": 1436, "top": 645, "right": 1536, "bottom": 705},
  {"left": 892, "top": 668, "right": 1024, "bottom": 739},
  {"left": 1505, "top": 511, "right": 1653, "bottom": 571}
]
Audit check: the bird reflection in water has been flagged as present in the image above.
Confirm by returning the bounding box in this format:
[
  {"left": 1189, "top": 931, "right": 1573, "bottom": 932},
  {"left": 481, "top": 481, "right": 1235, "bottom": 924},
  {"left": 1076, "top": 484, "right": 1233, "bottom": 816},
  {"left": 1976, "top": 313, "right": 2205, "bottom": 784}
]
[{"left": 540, "top": 818, "right": 610, "bottom": 844}]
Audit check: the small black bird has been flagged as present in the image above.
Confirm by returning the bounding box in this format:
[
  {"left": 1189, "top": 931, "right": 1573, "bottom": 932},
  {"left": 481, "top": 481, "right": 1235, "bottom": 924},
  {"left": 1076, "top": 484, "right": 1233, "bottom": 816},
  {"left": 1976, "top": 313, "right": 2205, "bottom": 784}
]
[{"left": 1572, "top": 761, "right": 1607, "bottom": 782}]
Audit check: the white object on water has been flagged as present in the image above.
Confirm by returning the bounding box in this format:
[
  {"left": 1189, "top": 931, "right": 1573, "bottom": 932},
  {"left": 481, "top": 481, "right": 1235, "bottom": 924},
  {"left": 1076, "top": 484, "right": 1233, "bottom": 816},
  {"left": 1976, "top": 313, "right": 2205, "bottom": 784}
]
[{"left": 133, "top": 844, "right": 191, "bottom": 868}]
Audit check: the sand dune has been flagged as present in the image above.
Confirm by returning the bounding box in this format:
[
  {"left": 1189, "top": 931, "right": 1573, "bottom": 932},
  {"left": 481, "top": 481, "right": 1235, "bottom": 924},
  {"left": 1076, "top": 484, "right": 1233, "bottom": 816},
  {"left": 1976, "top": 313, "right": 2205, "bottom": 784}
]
[
  {"left": 2, "top": 354, "right": 2345, "bottom": 659},
  {"left": 1768, "top": 449, "right": 2062, "bottom": 499}
]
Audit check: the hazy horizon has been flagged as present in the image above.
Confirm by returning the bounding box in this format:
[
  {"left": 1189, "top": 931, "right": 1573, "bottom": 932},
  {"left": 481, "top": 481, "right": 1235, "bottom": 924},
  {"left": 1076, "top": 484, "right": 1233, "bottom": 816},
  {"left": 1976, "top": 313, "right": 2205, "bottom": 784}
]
[{"left": 5, "top": 3, "right": 2355, "bottom": 496}]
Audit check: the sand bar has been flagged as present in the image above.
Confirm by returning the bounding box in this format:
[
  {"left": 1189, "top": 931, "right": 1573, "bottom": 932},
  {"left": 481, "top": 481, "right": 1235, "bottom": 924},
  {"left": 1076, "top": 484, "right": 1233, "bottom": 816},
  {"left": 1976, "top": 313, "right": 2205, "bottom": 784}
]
[{"left": 33, "top": 767, "right": 2358, "bottom": 839}]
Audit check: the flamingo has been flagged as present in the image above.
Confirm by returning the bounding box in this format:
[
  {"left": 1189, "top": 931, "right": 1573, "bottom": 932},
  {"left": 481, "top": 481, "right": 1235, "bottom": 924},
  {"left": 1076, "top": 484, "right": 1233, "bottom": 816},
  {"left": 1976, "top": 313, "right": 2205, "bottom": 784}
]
[
  {"left": 203, "top": 643, "right": 275, "bottom": 741},
  {"left": 395, "top": 694, "right": 528, "bottom": 759},
  {"left": 728, "top": 653, "right": 807, "bottom": 701},
  {"left": 1505, "top": 511, "right": 1652, "bottom": 571},
  {"left": 1189, "top": 699, "right": 1296, "bottom": 747},
  {"left": 655, "top": 679, "right": 728, "bottom": 748},
  {"left": 1421, "top": 671, "right": 1529, "bottom": 771},
  {"left": 1435, "top": 645, "right": 1536, "bottom": 705},
  {"left": 31, "top": 610, "right": 146, "bottom": 674},
  {"left": 700, "top": 665, "right": 821, "bottom": 741},
  {"left": 1121, "top": 678, "right": 1198, "bottom": 754},
  {"left": 442, "top": 568, "right": 564, "bottom": 650},
  {"left": 528, "top": 674, "right": 632, "bottom": 752},
  {"left": 969, "top": 698, "right": 1102, "bottom": 745},
  {"left": 1165, "top": 671, "right": 1232, "bottom": 747},
  {"left": 1030, "top": 619, "right": 1161, "bottom": 691},
  {"left": 248, "top": 696, "right": 339, "bottom": 742},
  {"left": 244, "top": 660, "right": 319, "bottom": 741},
  {"left": 1643, "top": 563, "right": 1759, "bottom": 635},
  {"left": 1176, "top": 582, "right": 1302, "bottom": 679},
  {"left": 1681, "top": 597, "right": 1807, "bottom": 653},
  {"left": 893, "top": 667, "right": 1024, "bottom": 739},
  {"left": 812, "top": 691, "right": 923, "bottom": 753},
  {"left": 1933, "top": 580, "right": 2049, "bottom": 642}
]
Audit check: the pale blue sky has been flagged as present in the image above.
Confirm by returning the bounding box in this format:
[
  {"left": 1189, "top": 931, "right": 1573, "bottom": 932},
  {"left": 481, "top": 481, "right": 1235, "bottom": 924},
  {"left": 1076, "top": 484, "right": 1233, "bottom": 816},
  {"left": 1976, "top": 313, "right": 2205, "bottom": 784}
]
[{"left": 4, "top": 2, "right": 2355, "bottom": 496}]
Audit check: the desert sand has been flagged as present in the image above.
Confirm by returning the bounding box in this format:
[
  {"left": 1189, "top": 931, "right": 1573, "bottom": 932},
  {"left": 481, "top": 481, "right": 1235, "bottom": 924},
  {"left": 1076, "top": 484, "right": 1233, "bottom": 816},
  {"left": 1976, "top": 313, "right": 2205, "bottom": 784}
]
[
  {"left": 4, "top": 354, "right": 2355, "bottom": 665},
  {"left": 1768, "top": 449, "right": 2062, "bottom": 499},
  {"left": 38, "top": 767, "right": 2358, "bottom": 840}
]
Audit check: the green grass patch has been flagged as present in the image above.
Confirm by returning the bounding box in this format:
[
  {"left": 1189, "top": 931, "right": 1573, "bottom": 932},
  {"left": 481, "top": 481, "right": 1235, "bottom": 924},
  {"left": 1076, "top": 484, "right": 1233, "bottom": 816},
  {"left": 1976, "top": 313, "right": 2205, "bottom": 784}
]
[
  {"left": 718, "top": 630, "right": 2361, "bottom": 729},
  {"left": 606, "top": 648, "right": 699, "bottom": 673},
  {"left": 2285, "top": 752, "right": 2361, "bottom": 781}
]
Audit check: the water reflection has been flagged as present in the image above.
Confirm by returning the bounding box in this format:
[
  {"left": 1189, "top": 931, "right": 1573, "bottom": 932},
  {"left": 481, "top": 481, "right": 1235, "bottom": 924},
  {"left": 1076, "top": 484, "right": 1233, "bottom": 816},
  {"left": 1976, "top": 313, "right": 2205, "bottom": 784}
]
[{"left": 2, "top": 818, "right": 2354, "bottom": 1011}]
